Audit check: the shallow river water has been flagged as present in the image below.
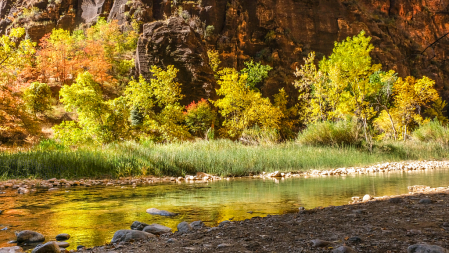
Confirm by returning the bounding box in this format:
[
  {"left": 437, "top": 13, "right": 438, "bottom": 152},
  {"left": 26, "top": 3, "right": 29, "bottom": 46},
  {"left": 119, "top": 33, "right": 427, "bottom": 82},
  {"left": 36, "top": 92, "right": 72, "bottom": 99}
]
[{"left": 1, "top": 169, "right": 449, "bottom": 250}]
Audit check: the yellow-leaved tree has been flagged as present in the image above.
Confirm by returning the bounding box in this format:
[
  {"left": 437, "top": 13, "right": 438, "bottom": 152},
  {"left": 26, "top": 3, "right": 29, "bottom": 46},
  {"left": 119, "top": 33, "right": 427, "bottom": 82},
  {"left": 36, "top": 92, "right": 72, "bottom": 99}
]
[
  {"left": 375, "top": 76, "right": 440, "bottom": 140},
  {"left": 212, "top": 68, "right": 282, "bottom": 138}
]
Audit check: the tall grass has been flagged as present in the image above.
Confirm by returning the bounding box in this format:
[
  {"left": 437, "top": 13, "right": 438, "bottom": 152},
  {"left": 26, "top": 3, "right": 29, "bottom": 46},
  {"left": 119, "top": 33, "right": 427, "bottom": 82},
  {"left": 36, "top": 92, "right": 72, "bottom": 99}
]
[
  {"left": 1, "top": 139, "right": 448, "bottom": 179},
  {"left": 413, "top": 119, "right": 449, "bottom": 146},
  {"left": 297, "top": 118, "right": 362, "bottom": 146}
]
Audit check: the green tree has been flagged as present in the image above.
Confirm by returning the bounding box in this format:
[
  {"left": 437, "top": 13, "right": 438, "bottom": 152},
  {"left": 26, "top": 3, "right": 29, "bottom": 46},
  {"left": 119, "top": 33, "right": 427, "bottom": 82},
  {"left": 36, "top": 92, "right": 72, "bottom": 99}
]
[
  {"left": 23, "top": 82, "right": 53, "bottom": 115},
  {"left": 125, "top": 66, "right": 190, "bottom": 141},
  {"left": 185, "top": 99, "right": 217, "bottom": 137},
  {"left": 240, "top": 60, "right": 272, "bottom": 91}
]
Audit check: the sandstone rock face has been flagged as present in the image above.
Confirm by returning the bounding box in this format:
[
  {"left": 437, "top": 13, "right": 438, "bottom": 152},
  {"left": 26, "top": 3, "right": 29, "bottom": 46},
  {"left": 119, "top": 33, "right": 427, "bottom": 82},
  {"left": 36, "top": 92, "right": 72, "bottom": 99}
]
[
  {"left": 0, "top": 0, "right": 448, "bottom": 105},
  {"left": 136, "top": 16, "right": 217, "bottom": 105}
]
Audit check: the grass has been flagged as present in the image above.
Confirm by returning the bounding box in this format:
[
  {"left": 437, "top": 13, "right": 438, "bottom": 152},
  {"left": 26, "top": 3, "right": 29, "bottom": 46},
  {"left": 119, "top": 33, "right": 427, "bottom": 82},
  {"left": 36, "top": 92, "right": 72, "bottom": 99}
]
[{"left": 1, "top": 139, "right": 448, "bottom": 180}]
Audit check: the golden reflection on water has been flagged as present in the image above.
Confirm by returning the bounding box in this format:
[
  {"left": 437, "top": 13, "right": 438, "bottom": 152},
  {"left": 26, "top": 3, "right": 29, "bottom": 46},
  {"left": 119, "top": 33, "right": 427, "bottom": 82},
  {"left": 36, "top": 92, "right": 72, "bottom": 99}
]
[{"left": 1, "top": 169, "right": 449, "bottom": 250}]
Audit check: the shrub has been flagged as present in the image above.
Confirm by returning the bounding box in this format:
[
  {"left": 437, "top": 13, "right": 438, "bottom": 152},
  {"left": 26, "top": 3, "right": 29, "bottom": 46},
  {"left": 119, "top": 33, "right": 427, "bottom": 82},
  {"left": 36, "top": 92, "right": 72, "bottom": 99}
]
[
  {"left": 240, "top": 125, "right": 280, "bottom": 146},
  {"left": 185, "top": 99, "right": 216, "bottom": 137},
  {"left": 297, "top": 118, "right": 362, "bottom": 146},
  {"left": 413, "top": 119, "right": 449, "bottom": 146},
  {"left": 23, "top": 82, "right": 53, "bottom": 115},
  {"left": 205, "top": 25, "right": 215, "bottom": 38}
]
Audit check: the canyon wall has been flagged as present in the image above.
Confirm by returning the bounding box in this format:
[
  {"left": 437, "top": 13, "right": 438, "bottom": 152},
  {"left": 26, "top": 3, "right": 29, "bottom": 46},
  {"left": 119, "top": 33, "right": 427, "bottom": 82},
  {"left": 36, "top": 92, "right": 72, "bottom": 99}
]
[{"left": 1, "top": 0, "right": 448, "bottom": 105}]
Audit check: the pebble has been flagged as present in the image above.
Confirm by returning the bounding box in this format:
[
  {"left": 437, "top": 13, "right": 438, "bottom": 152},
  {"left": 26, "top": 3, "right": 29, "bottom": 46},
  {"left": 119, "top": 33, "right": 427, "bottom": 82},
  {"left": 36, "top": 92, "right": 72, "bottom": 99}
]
[
  {"left": 219, "top": 220, "right": 230, "bottom": 227},
  {"left": 311, "top": 239, "right": 333, "bottom": 247},
  {"left": 407, "top": 244, "right": 449, "bottom": 253},
  {"left": 332, "top": 246, "right": 358, "bottom": 253},
  {"left": 419, "top": 198, "right": 432, "bottom": 204},
  {"left": 217, "top": 243, "right": 233, "bottom": 249},
  {"left": 348, "top": 236, "right": 362, "bottom": 243},
  {"left": 362, "top": 194, "right": 372, "bottom": 201}
]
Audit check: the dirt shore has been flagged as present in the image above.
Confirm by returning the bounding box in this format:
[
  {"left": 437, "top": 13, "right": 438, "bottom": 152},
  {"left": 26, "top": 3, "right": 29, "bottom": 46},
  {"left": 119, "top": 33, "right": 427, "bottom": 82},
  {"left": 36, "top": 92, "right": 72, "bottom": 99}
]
[{"left": 80, "top": 187, "right": 449, "bottom": 253}]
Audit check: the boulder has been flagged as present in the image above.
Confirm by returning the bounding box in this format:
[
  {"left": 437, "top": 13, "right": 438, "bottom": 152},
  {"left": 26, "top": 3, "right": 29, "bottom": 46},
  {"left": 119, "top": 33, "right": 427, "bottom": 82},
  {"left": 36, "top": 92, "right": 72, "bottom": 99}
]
[
  {"left": 146, "top": 208, "right": 177, "bottom": 217},
  {"left": 332, "top": 246, "right": 358, "bottom": 253},
  {"left": 177, "top": 222, "right": 192, "bottom": 234},
  {"left": 16, "top": 230, "right": 45, "bottom": 243},
  {"left": 0, "top": 246, "right": 23, "bottom": 253},
  {"left": 55, "top": 233, "right": 70, "bottom": 241},
  {"left": 111, "top": 230, "right": 155, "bottom": 243},
  {"left": 130, "top": 221, "right": 150, "bottom": 231},
  {"left": 362, "top": 194, "right": 372, "bottom": 201},
  {"left": 142, "top": 224, "right": 172, "bottom": 235},
  {"left": 407, "top": 244, "right": 449, "bottom": 253},
  {"left": 136, "top": 16, "right": 217, "bottom": 106},
  {"left": 31, "top": 242, "right": 59, "bottom": 253},
  {"left": 190, "top": 221, "right": 205, "bottom": 229}
]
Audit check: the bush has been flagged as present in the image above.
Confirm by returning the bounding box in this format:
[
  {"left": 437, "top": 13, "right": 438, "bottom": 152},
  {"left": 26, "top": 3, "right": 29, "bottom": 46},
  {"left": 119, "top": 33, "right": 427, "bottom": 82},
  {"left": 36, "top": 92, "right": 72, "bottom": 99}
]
[
  {"left": 240, "top": 126, "right": 280, "bottom": 146},
  {"left": 297, "top": 118, "right": 362, "bottom": 146},
  {"left": 413, "top": 119, "right": 449, "bottom": 146},
  {"left": 23, "top": 82, "right": 53, "bottom": 115}
]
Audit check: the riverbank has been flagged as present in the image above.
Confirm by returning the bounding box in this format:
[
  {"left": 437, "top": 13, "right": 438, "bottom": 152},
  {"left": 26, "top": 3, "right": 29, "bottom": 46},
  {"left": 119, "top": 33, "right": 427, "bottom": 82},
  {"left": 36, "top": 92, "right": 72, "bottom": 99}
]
[
  {"left": 77, "top": 185, "right": 449, "bottom": 253},
  {"left": 1, "top": 140, "right": 449, "bottom": 180},
  {"left": 1, "top": 160, "right": 449, "bottom": 192}
]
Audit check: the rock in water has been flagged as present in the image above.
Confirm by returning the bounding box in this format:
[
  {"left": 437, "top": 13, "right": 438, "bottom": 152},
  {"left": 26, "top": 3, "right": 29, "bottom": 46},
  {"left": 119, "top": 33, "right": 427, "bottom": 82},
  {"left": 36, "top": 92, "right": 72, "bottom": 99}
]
[
  {"left": 146, "top": 208, "right": 178, "bottom": 217},
  {"left": 190, "top": 221, "right": 205, "bottom": 229},
  {"left": 131, "top": 221, "right": 150, "bottom": 231},
  {"left": 332, "top": 246, "right": 358, "bottom": 253},
  {"left": 142, "top": 224, "right": 172, "bottom": 235},
  {"left": 111, "top": 230, "right": 155, "bottom": 243},
  {"left": 55, "top": 233, "right": 70, "bottom": 241},
  {"left": 0, "top": 246, "right": 23, "bottom": 253},
  {"left": 136, "top": 16, "right": 217, "bottom": 106},
  {"left": 408, "top": 244, "right": 449, "bottom": 253},
  {"left": 31, "top": 242, "right": 60, "bottom": 253},
  {"left": 16, "top": 231, "right": 45, "bottom": 243},
  {"left": 0, "top": 210, "right": 3, "bottom": 215},
  {"left": 17, "top": 188, "right": 29, "bottom": 194},
  {"left": 177, "top": 222, "right": 192, "bottom": 234},
  {"left": 56, "top": 241, "right": 69, "bottom": 248}
]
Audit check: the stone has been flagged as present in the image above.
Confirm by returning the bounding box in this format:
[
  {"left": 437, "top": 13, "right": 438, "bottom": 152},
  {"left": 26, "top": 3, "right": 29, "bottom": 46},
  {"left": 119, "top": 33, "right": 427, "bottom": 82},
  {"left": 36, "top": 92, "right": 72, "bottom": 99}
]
[
  {"left": 0, "top": 246, "right": 23, "bottom": 253},
  {"left": 111, "top": 230, "right": 155, "bottom": 243},
  {"left": 146, "top": 208, "right": 178, "bottom": 217},
  {"left": 389, "top": 197, "right": 403, "bottom": 204},
  {"left": 332, "top": 246, "right": 358, "bottom": 253},
  {"left": 362, "top": 194, "right": 373, "bottom": 201},
  {"left": 17, "top": 188, "right": 29, "bottom": 194},
  {"left": 217, "top": 244, "right": 233, "bottom": 249},
  {"left": 56, "top": 241, "right": 69, "bottom": 248},
  {"left": 190, "top": 221, "right": 205, "bottom": 229},
  {"left": 407, "top": 244, "right": 449, "bottom": 253},
  {"left": 142, "top": 224, "right": 172, "bottom": 235},
  {"left": 136, "top": 17, "right": 217, "bottom": 106},
  {"left": 31, "top": 242, "right": 60, "bottom": 253},
  {"left": 167, "top": 239, "right": 177, "bottom": 243},
  {"left": 16, "top": 230, "right": 45, "bottom": 243},
  {"left": 76, "top": 246, "right": 85, "bottom": 250},
  {"left": 0, "top": 210, "right": 3, "bottom": 214},
  {"left": 311, "top": 239, "right": 333, "bottom": 247},
  {"left": 130, "top": 221, "right": 150, "bottom": 231},
  {"left": 348, "top": 236, "right": 362, "bottom": 243},
  {"left": 177, "top": 222, "right": 192, "bottom": 234},
  {"left": 419, "top": 198, "right": 433, "bottom": 204},
  {"left": 219, "top": 220, "right": 231, "bottom": 227},
  {"left": 55, "top": 233, "right": 70, "bottom": 241}
]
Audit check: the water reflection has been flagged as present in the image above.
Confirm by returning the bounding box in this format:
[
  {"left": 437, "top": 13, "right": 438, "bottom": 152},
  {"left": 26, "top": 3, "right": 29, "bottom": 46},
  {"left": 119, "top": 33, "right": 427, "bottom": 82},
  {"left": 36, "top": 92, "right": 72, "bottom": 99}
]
[{"left": 1, "top": 169, "right": 449, "bottom": 250}]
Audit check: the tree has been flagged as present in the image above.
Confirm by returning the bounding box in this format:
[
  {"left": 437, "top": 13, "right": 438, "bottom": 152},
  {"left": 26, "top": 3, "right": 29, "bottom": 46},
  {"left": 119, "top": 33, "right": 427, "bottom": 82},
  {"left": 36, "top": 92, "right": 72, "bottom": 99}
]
[
  {"left": 57, "top": 72, "right": 130, "bottom": 144},
  {"left": 0, "top": 28, "right": 38, "bottom": 143},
  {"left": 185, "top": 99, "right": 217, "bottom": 137},
  {"left": 124, "top": 66, "right": 190, "bottom": 141},
  {"left": 23, "top": 82, "right": 53, "bottom": 115},
  {"left": 212, "top": 68, "right": 282, "bottom": 138},
  {"left": 240, "top": 60, "right": 272, "bottom": 91}
]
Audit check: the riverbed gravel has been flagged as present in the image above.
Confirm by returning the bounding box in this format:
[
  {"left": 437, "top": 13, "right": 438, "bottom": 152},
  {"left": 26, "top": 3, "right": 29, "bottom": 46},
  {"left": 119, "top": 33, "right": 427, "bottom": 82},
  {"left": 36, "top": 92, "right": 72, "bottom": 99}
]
[{"left": 79, "top": 187, "right": 449, "bottom": 253}]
